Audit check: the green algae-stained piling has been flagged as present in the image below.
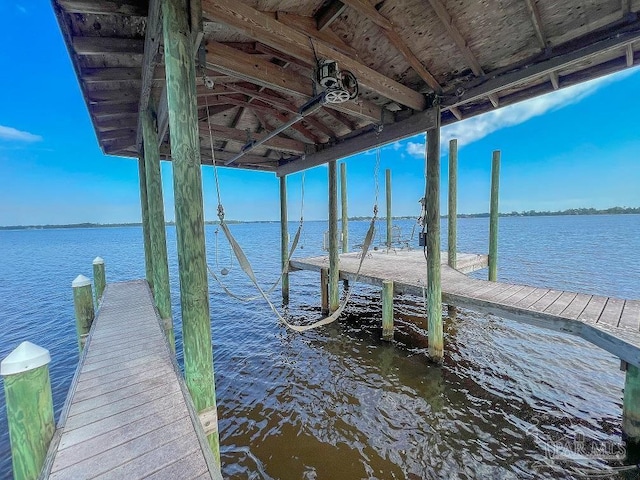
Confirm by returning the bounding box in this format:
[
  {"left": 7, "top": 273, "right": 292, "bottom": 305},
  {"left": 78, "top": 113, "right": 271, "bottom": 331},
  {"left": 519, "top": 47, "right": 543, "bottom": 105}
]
[
  {"left": 1, "top": 342, "right": 54, "bottom": 480},
  {"left": 623, "top": 364, "right": 640, "bottom": 443},
  {"left": 142, "top": 106, "right": 174, "bottom": 351},
  {"left": 137, "top": 158, "right": 154, "bottom": 292},
  {"left": 386, "top": 169, "right": 392, "bottom": 250},
  {"left": 92, "top": 257, "right": 106, "bottom": 305},
  {"left": 72, "top": 275, "right": 94, "bottom": 352},
  {"left": 426, "top": 112, "right": 443, "bottom": 363},
  {"left": 328, "top": 160, "right": 340, "bottom": 312},
  {"left": 448, "top": 139, "right": 458, "bottom": 269},
  {"left": 162, "top": 0, "right": 219, "bottom": 461},
  {"left": 489, "top": 150, "right": 501, "bottom": 282},
  {"left": 280, "top": 175, "right": 289, "bottom": 305},
  {"left": 340, "top": 163, "right": 349, "bottom": 253},
  {"left": 382, "top": 280, "right": 394, "bottom": 341}
]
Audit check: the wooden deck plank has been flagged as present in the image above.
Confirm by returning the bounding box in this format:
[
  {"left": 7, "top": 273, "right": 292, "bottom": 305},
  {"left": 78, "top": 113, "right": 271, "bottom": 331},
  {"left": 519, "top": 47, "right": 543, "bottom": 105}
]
[
  {"left": 561, "top": 293, "right": 592, "bottom": 320},
  {"left": 545, "top": 291, "right": 578, "bottom": 315},
  {"left": 619, "top": 300, "right": 640, "bottom": 331},
  {"left": 514, "top": 288, "right": 549, "bottom": 309},
  {"left": 530, "top": 289, "right": 563, "bottom": 312},
  {"left": 45, "top": 280, "right": 219, "bottom": 480},
  {"left": 499, "top": 286, "right": 538, "bottom": 306},
  {"left": 578, "top": 295, "right": 609, "bottom": 323},
  {"left": 598, "top": 297, "right": 626, "bottom": 327}
]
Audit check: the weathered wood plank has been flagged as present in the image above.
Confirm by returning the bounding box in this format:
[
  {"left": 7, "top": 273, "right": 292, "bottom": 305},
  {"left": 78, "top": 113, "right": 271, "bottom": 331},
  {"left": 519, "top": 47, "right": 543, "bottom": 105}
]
[
  {"left": 619, "top": 300, "right": 640, "bottom": 331},
  {"left": 529, "top": 289, "right": 563, "bottom": 312},
  {"left": 143, "top": 449, "right": 209, "bottom": 480},
  {"left": 578, "top": 295, "right": 609, "bottom": 323},
  {"left": 561, "top": 293, "right": 592, "bottom": 320},
  {"left": 545, "top": 291, "right": 578, "bottom": 315},
  {"left": 513, "top": 288, "right": 549, "bottom": 309},
  {"left": 598, "top": 297, "right": 626, "bottom": 327}
]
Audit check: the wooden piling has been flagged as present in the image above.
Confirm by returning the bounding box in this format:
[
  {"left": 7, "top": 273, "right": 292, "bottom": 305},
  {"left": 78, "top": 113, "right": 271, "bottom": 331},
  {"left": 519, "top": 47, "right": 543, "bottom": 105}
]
[
  {"left": 1, "top": 342, "right": 54, "bottom": 480},
  {"left": 138, "top": 157, "right": 154, "bottom": 291},
  {"left": 489, "top": 150, "right": 501, "bottom": 282},
  {"left": 280, "top": 175, "right": 289, "bottom": 305},
  {"left": 320, "top": 267, "right": 329, "bottom": 315},
  {"left": 72, "top": 275, "right": 95, "bottom": 352},
  {"left": 340, "top": 163, "right": 349, "bottom": 253},
  {"left": 448, "top": 139, "right": 458, "bottom": 268},
  {"left": 141, "top": 106, "right": 174, "bottom": 351},
  {"left": 426, "top": 108, "right": 443, "bottom": 363},
  {"left": 382, "top": 280, "right": 394, "bottom": 341},
  {"left": 386, "top": 169, "right": 392, "bottom": 250},
  {"left": 623, "top": 364, "right": 640, "bottom": 443},
  {"left": 328, "top": 160, "right": 339, "bottom": 312},
  {"left": 92, "top": 257, "right": 106, "bottom": 305},
  {"left": 162, "top": 0, "right": 219, "bottom": 461}
]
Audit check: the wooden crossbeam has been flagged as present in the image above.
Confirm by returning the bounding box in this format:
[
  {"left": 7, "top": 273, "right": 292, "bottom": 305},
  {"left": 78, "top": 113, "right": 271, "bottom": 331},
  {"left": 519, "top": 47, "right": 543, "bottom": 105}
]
[
  {"left": 276, "top": 107, "right": 438, "bottom": 176},
  {"left": 198, "top": 123, "right": 308, "bottom": 154},
  {"left": 91, "top": 103, "right": 139, "bottom": 116},
  {"left": 549, "top": 71, "right": 560, "bottom": 89},
  {"left": 82, "top": 68, "right": 144, "bottom": 83},
  {"left": 101, "top": 128, "right": 136, "bottom": 141},
  {"left": 95, "top": 117, "right": 137, "bottom": 131},
  {"left": 524, "top": 0, "right": 547, "bottom": 49},
  {"left": 622, "top": 0, "right": 631, "bottom": 15},
  {"left": 201, "top": 0, "right": 426, "bottom": 111},
  {"left": 205, "top": 41, "right": 384, "bottom": 123},
  {"left": 443, "top": 20, "right": 640, "bottom": 108},
  {"left": 341, "top": 0, "right": 441, "bottom": 92},
  {"left": 316, "top": 0, "right": 347, "bottom": 31},
  {"left": 58, "top": 0, "right": 146, "bottom": 16},
  {"left": 627, "top": 44, "right": 635, "bottom": 66},
  {"left": 72, "top": 36, "right": 144, "bottom": 55},
  {"left": 87, "top": 89, "right": 140, "bottom": 103},
  {"left": 276, "top": 12, "right": 357, "bottom": 58},
  {"left": 104, "top": 136, "right": 135, "bottom": 153}
]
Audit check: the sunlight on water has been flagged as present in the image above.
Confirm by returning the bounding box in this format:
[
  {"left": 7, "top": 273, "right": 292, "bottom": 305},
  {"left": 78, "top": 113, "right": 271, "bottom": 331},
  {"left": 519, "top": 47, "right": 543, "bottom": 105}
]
[{"left": 0, "top": 215, "right": 638, "bottom": 478}]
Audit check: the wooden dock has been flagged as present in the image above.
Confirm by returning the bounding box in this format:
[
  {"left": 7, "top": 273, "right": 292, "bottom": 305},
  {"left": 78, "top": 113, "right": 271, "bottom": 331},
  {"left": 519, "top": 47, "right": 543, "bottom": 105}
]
[
  {"left": 290, "top": 250, "right": 640, "bottom": 368},
  {"left": 42, "top": 280, "right": 221, "bottom": 480}
]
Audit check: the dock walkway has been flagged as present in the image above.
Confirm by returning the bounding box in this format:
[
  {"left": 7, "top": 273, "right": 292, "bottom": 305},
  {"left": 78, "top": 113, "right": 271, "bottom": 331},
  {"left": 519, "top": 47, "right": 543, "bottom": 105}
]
[
  {"left": 43, "top": 280, "right": 220, "bottom": 480},
  {"left": 290, "top": 250, "right": 640, "bottom": 368}
]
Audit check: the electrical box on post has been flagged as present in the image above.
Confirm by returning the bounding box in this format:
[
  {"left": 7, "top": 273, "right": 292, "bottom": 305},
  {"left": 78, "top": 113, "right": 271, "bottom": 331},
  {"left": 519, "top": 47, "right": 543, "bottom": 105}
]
[{"left": 419, "top": 232, "right": 427, "bottom": 247}]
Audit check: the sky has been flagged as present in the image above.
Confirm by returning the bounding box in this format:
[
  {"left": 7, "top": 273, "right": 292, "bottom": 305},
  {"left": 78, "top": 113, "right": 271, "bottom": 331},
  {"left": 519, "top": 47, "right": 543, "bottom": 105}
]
[{"left": 0, "top": 3, "right": 638, "bottom": 225}]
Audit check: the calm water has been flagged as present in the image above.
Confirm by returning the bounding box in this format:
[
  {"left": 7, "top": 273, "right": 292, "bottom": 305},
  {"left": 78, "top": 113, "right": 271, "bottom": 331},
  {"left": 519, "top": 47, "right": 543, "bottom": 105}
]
[{"left": 0, "top": 215, "right": 639, "bottom": 479}]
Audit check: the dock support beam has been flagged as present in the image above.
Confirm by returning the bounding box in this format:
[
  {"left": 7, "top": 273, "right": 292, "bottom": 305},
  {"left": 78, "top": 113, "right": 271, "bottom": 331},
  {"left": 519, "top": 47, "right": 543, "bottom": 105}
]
[
  {"left": 162, "top": 0, "right": 219, "bottom": 461},
  {"left": 489, "top": 150, "right": 501, "bottom": 282},
  {"left": 1, "top": 342, "right": 54, "bottom": 480},
  {"left": 382, "top": 280, "right": 394, "bottom": 341},
  {"left": 328, "top": 160, "right": 340, "bottom": 312},
  {"left": 280, "top": 175, "right": 289, "bottom": 305},
  {"left": 448, "top": 139, "right": 457, "bottom": 269},
  {"left": 386, "top": 169, "right": 392, "bottom": 250},
  {"left": 142, "top": 107, "right": 174, "bottom": 351},
  {"left": 623, "top": 364, "right": 640, "bottom": 443},
  {"left": 72, "top": 275, "right": 95, "bottom": 352},
  {"left": 340, "top": 163, "right": 349, "bottom": 253},
  {"left": 426, "top": 108, "right": 443, "bottom": 363},
  {"left": 320, "top": 267, "right": 329, "bottom": 315},
  {"left": 138, "top": 158, "right": 154, "bottom": 291},
  {"left": 92, "top": 257, "right": 106, "bottom": 305}
]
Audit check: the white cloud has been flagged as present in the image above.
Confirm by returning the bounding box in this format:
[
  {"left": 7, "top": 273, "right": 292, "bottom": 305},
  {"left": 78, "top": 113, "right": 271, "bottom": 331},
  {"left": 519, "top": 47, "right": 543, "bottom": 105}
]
[
  {"left": 405, "top": 70, "right": 634, "bottom": 158},
  {"left": 0, "top": 125, "right": 42, "bottom": 142}
]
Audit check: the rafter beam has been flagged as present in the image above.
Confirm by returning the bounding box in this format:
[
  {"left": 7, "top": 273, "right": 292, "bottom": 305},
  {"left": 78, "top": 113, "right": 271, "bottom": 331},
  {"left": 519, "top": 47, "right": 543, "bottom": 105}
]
[
  {"left": 205, "top": 41, "right": 384, "bottom": 123},
  {"left": 87, "top": 89, "right": 140, "bottom": 103},
  {"left": 524, "top": 0, "right": 547, "bottom": 49},
  {"left": 198, "top": 123, "right": 308, "bottom": 154},
  {"left": 340, "top": 0, "right": 441, "bottom": 92},
  {"left": 627, "top": 44, "right": 635, "bottom": 66},
  {"left": 91, "top": 103, "right": 139, "bottom": 116},
  {"left": 201, "top": 0, "right": 426, "bottom": 110},
  {"left": 549, "top": 71, "right": 560, "bottom": 89},
  {"left": 72, "top": 36, "right": 144, "bottom": 55},
  {"left": 101, "top": 128, "right": 136, "bottom": 141},
  {"left": 82, "top": 67, "right": 144, "bottom": 83},
  {"left": 277, "top": 107, "right": 438, "bottom": 176},
  {"left": 443, "top": 21, "right": 640, "bottom": 109},
  {"left": 104, "top": 136, "right": 135, "bottom": 153},
  {"left": 316, "top": 0, "right": 346, "bottom": 31},
  {"left": 622, "top": 0, "right": 631, "bottom": 15}
]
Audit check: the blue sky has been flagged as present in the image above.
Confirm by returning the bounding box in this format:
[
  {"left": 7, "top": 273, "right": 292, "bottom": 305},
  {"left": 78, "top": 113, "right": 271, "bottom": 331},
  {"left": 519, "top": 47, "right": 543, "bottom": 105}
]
[{"left": 0, "top": 3, "right": 638, "bottom": 225}]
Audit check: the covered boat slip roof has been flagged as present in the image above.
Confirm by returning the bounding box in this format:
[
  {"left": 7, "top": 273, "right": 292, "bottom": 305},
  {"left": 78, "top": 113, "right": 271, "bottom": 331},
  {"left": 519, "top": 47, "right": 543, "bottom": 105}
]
[{"left": 53, "top": 0, "right": 640, "bottom": 175}]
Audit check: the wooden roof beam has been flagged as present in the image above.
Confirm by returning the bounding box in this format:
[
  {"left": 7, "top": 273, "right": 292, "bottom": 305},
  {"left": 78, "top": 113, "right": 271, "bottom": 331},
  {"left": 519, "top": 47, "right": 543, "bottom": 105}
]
[
  {"left": 340, "top": 0, "right": 441, "bottom": 92},
  {"left": 316, "top": 0, "right": 347, "bottom": 31},
  {"left": 443, "top": 20, "right": 640, "bottom": 108},
  {"left": 82, "top": 68, "right": 144, "bottom": 83},
  {"left": 197, "top": 123, "right": 308, "bottom": 155},
  {"left": 72, "top": 36, "right": 144, "bottom": 55},
  {"left": 524, "top": 0, "right": 547, "bottom": 50},
  {"left": 91, "top": 103, "right": 139, "bottom": 116},
  {"left": 205, "top": 41, "right": 384, "bottom": 124},
  {"left": 201, "top": 0, "right": 426, "bottom": 111},
  {"left": 622, "top": 0, "right": 631, "bottom": 15},
  {"left": 549, "top": 71, "right": 560, "bottom": 90},
  {"left": 276, "top": 107, "right": 438, "bottom": 176},
  {"left": 426, "top": 0, "right": 498, "bottom": 107},
  {"left": 104, "top": 136, "right": 136, "bottom": 153},
  {"left": 627, "top": 44, "right": 634, "bottom": 66}
]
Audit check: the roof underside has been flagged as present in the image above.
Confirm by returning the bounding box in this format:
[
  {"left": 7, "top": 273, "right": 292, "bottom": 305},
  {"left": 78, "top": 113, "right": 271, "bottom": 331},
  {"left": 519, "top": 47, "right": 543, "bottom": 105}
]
[{"left": 53, "top": 0, "right": 640, "bottom": 174}]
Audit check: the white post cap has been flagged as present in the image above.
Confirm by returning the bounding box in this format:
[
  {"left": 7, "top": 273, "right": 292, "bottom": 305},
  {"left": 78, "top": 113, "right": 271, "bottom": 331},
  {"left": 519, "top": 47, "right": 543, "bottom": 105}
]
[
  {"left": 1, "top": 341, "right": 51, "bottom": 376},
  {"left": 92, "top": 256, "right": 104, "bottom": 265},
  {"left": 72, "top": 274, "right": 91, "bottom": 288}
]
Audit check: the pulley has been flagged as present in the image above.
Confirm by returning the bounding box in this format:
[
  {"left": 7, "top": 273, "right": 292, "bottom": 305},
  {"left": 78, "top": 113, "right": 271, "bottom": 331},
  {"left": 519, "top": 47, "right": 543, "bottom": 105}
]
[{"left": 316, "top": 60, "right": 358, "bottom": 104}]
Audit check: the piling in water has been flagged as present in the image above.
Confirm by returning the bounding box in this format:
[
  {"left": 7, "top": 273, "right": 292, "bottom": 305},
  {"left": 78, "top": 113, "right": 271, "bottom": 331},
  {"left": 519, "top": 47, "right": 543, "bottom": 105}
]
[
  {"left": 72, "top": 275, "right": 95, "bottom": 352},
  {"left": 489, "top": 150, "right": 501, "bottom": 282},
  {"left": 382, "top": 280, "right": 394, "bottom": 341},
  {"left": 340, "top": 162, "right": 349, "bottom": 253},
  {"left": 92, "top": 257, "right": 106, "bottom": 305},
  {"left": 1, "top": 342, "right": 55, "bottom": 480},
  {"left": 448, "top": 139, "right": 458, "bottom": 268},
  {"left": 320, "top": 267, "right": 329, "bottom": 315},
  {"left": 328, "top": 160, "right": 339, "bottom": 312},
  {"left": 623, "top": 364, "right": 640, "bottom": 443},
  {"left": 280, "top": 175, "right": 289, "bottom": 305},
  {"left": 386, "top": 169, "right": 392, "bottom": 250}
]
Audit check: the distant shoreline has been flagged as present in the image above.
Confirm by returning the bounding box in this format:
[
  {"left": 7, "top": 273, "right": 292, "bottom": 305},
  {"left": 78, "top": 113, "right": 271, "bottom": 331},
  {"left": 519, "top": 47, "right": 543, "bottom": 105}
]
[{"left": 1, "top": 207, "right": 638, "bottom": 230}]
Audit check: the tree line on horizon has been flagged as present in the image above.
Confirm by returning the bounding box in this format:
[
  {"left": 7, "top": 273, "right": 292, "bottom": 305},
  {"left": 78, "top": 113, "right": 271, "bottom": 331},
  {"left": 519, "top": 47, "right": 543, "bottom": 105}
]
[{"left": 1, "top": 206, "right": 638, "bottom": 230}]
